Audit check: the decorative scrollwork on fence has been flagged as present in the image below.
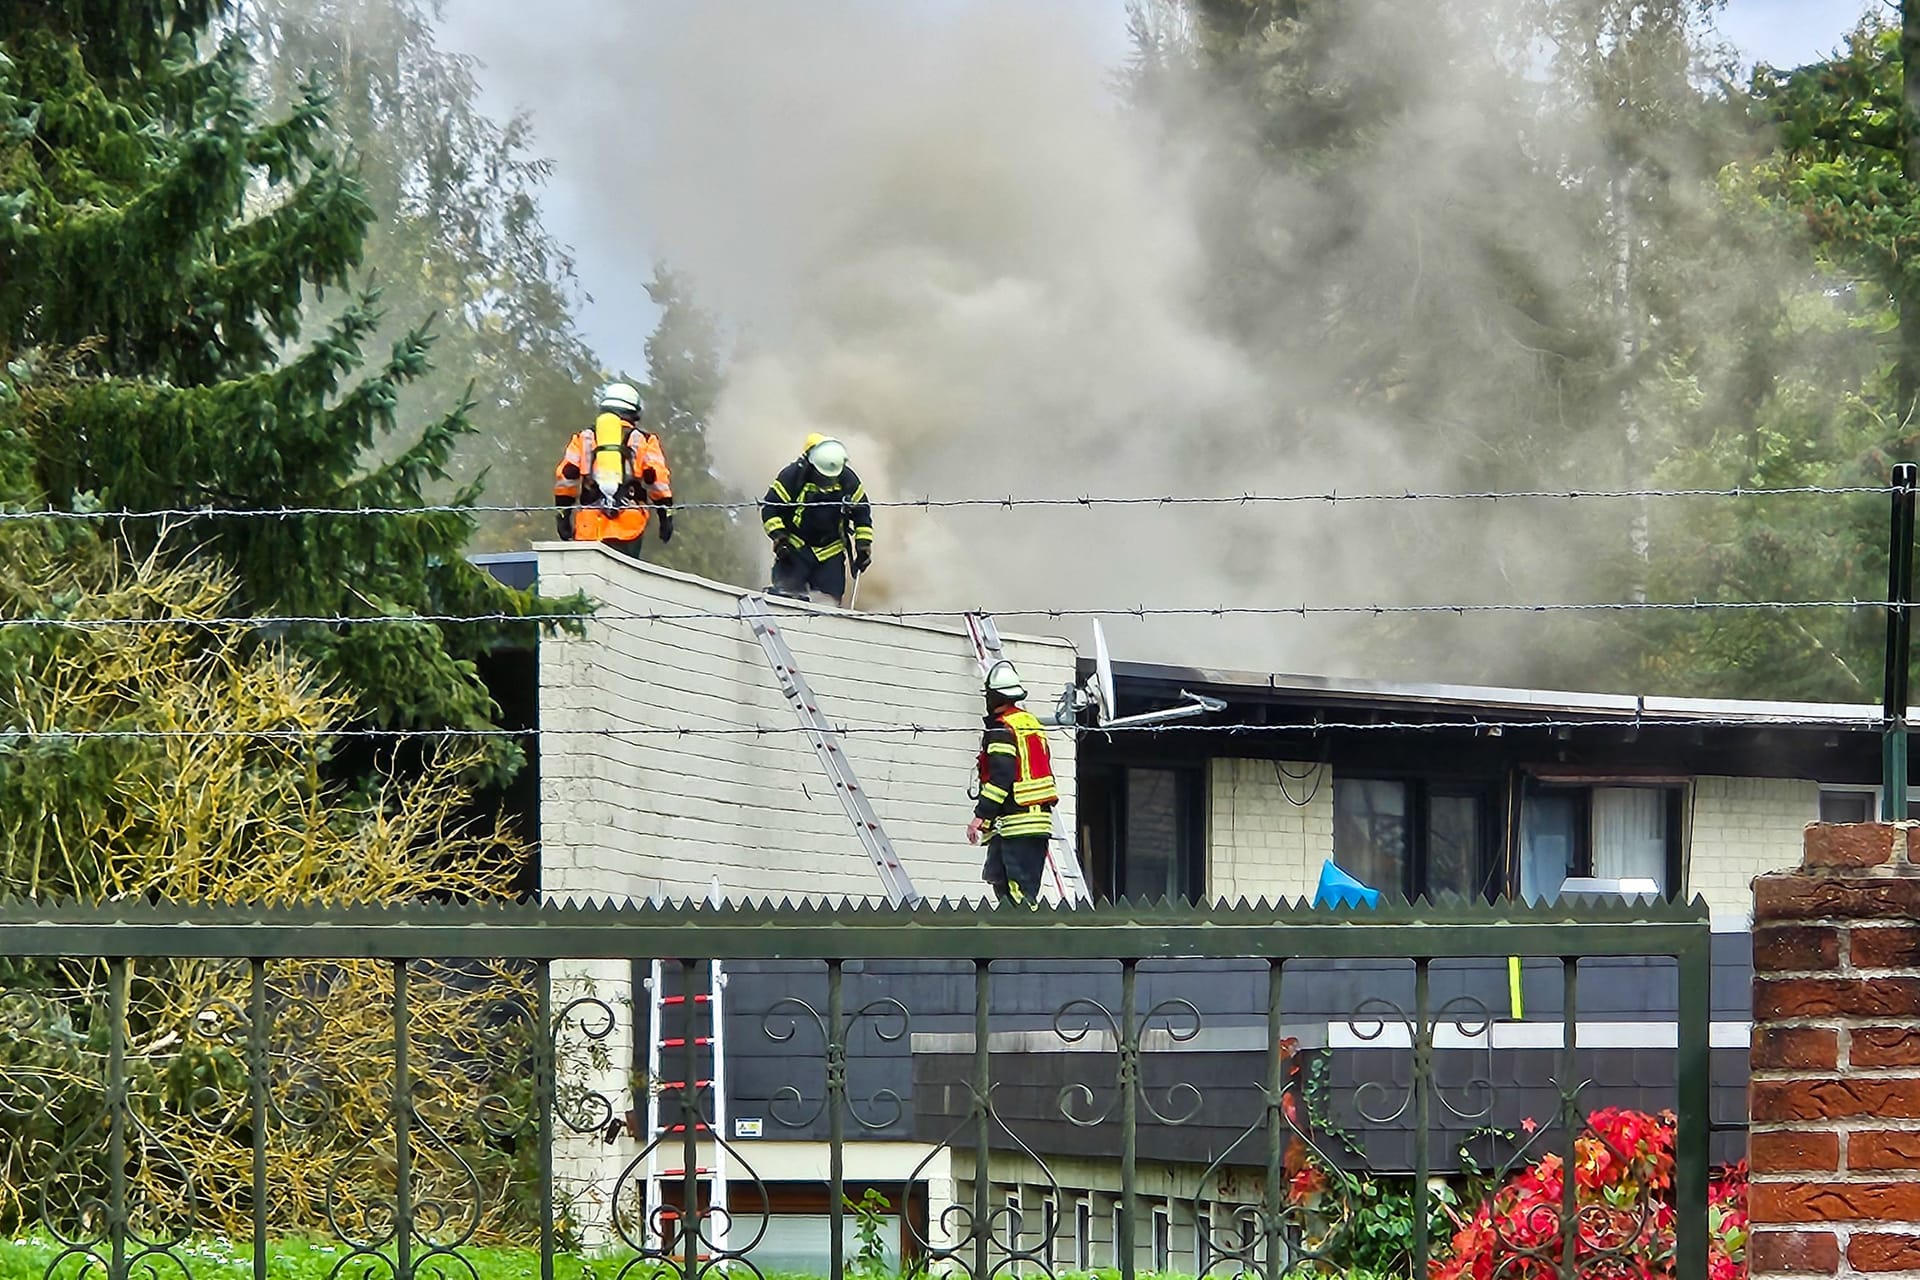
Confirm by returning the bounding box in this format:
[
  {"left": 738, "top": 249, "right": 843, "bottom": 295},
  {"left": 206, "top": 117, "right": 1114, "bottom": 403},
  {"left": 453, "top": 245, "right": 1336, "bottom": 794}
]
[
  {"left": 1053, "top": 993, "right": 1203, "bottom": 1127},
  {"left": 763, "top": 990, "right": 911, "bottom": 1133}
]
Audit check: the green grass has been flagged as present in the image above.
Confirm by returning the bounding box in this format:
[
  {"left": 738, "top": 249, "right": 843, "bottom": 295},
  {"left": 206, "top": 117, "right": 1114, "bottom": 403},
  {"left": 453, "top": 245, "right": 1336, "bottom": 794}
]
[
  {"left": 0, "top": 1239, "right": 612, "bottom": 1280},
  {"left": 0, "top": 1241, "right": 1385, "bottom": 1280}
]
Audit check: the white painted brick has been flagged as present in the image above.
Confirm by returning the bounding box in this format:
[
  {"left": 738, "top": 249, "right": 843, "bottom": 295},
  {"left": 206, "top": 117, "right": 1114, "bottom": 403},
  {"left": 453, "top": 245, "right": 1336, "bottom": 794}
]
[
  {"left": 537, "top": 545, "right": 1078, "bottom": 907},
  {"left": 1208, "top": 758, "right": 1330, "bottom": 902},
  {"left": 1687, "top": 776, "right": 1816, "bottom": 917}
]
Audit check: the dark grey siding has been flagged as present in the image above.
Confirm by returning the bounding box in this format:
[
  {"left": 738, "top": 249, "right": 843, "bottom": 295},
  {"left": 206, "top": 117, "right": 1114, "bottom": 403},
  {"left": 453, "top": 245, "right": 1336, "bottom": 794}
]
[{"left": 706, "top": 943, "right": 1754, "bottom": 1173}]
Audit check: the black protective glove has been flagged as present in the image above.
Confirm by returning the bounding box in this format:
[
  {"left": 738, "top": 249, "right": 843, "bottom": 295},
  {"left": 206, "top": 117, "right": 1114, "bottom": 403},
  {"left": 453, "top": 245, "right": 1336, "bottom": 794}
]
[
  {"left": 555, "top": 503, "right": 575, "bottom": 540},
  {"left": 657, "top": 509, "right": 675, "bottom": 544},
  {"left": 853, "top": 545, "right": 872, "bottom": 574},
  {"left": 641, "top": 467, "right": 657, "bottom": 485},
  {"left": 773, "top": 538, "right": 796, "bottom": 566}
]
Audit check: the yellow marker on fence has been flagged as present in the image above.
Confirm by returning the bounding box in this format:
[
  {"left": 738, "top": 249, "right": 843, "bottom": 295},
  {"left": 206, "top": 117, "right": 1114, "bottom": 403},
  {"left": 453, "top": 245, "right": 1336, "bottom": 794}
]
[{"left": 1508, "top": 955, "right": 1524, "bottom": 1020}]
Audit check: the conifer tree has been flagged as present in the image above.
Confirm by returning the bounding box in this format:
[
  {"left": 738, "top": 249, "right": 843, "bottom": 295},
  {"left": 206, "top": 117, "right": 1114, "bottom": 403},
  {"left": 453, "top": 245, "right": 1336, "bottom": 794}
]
[{"left": 0, "top": 0, "right": 580, "bottom": 784}]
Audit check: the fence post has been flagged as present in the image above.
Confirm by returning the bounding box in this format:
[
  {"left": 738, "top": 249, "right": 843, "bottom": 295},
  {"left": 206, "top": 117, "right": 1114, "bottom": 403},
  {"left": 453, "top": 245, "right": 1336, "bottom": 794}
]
[
  {"left": 1885, "top": 462, "right": 1916, "bottom": 819},
  {"left": 1750, "top": 822, "right": 1920, "bottom": 1276}
]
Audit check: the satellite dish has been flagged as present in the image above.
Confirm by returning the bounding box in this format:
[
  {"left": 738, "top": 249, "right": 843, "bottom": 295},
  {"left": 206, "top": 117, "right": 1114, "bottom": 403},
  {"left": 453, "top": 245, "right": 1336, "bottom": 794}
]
[
  {"left": 1064, "top": 616, "right": 1224, "bottom": 730},
  {"left": 1091, "top": 618, "right": 1116, "bottom": 725}
]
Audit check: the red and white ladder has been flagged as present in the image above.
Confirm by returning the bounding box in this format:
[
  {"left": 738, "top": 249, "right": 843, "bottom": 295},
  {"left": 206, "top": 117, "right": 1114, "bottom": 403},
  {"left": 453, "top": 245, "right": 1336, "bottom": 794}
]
[{"left": 642, "top": 953, "right": 731, "bottom": 1256}]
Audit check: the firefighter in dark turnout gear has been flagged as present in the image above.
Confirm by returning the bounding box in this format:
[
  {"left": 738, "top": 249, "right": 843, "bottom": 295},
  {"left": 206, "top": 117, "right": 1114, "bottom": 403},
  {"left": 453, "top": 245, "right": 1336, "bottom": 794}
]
[
  {"left": 761, "top": 435, "right": 873, "bottom": 605},
  {"left": 967, "top": 660, "right": 1059, "bottom": 908}
]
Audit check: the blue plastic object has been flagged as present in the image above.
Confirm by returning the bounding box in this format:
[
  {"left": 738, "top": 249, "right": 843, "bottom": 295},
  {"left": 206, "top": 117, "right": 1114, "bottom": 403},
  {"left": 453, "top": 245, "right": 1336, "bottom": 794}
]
[{"left": 1314, "top": 859, "right": 1382, "bottom": 909}]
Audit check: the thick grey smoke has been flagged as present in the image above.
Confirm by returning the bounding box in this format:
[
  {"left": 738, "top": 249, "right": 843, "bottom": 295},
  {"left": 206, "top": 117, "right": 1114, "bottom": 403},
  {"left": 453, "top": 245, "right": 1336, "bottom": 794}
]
[{"left": 461, "top": 0, "right": 1681, "bottom": 684}]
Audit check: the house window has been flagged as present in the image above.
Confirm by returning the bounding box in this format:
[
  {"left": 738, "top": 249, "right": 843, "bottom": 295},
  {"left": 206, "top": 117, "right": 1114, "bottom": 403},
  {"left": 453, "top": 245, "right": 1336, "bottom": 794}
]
[
  {"left": 1197, "top": 1211, "right": 1213, "bottom": 1276},
  {"left": 1333, "top": 778, "right": 1408, "bottom": 897},
  {"left": 1152, "top": 1205, "right": 1171, "bottom": 1273},
  {"left": 1075, "top": 1199, "right": 1091, "bottom": 1271},
  {"left": 1819, "top": 787, "right": 1876, "bottom": 824},
  {"left": 1333, "top": 778, "right": 1493, "bottom": 900},
  {"left": 1081, "top": 765, "right": 1205, "bottom": 902},
  {"left": 1040, "top": 1197, "right": 1057, "bottom": 1270},
  {"left": 1520, "top": 784, "right": 1682, "bottom": 901},
  {"left": 1112, "top": 1202, "right": 1124, "bottom": 1269},
  {"left": 1427, "top": 790, "right": 1486, "bottom": 899},
  {"left": 1006, "top": 1192, "right": 1022, "bottom": 1252}
]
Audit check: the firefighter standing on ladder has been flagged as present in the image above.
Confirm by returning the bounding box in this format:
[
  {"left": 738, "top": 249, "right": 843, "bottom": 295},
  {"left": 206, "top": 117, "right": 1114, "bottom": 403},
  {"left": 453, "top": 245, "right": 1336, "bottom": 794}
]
[{"left": 967, "top": 660, "right": 1058, "bottom": 908}]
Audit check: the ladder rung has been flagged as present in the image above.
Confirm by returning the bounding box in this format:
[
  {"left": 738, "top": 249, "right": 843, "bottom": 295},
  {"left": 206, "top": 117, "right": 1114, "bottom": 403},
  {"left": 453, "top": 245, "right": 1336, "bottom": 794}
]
[
  {"left": 655, "top": 1079, "right": 714, "bottom": 1090},
  {"left": 659, "top": 994, "right": 711, "bottom": 1006},
  {"left": 662, "top": 1168, "right": 713, "bottom": 1176},
  {"left": 659, "top": 1122, "right": 712, "bottom": 1134},
  {"left": 659, "top": 1037, "right": 713, "bottom": 1048}
]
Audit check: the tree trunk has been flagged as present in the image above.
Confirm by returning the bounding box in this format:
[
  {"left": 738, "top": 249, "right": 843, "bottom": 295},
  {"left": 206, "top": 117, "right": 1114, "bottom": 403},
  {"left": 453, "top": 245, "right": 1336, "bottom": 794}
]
[
  {"left": 1612, "top": 169, "right": 1649, "bottom": 600},
  {"left": 1901, "top": 0, "right": 1920, "bottom": 421}
]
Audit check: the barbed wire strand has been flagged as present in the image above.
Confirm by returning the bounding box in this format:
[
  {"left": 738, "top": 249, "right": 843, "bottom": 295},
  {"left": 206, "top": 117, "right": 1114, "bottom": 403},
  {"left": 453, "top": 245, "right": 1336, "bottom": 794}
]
[
  {"left": 0, "top": 482, "right": 1894, "bottom": 524},
  {"left": 0, "top": 598, "right": 1902, "bottom": 630},
  {"left": 0, "top": 715, "right": 1886, "bottom": 742}
]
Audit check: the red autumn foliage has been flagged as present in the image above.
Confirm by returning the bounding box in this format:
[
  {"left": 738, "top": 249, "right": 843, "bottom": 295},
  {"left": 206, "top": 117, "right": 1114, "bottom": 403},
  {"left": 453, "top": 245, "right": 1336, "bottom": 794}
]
[{"left": 1426, "top": 1109, "right": 1748, "bottom": 1280}]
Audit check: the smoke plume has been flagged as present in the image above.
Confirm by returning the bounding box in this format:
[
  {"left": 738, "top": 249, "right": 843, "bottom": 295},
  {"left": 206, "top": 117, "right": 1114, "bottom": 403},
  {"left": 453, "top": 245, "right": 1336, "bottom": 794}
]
[{"left": 462, "top": 0, "right": 1740, "bottom": 687}]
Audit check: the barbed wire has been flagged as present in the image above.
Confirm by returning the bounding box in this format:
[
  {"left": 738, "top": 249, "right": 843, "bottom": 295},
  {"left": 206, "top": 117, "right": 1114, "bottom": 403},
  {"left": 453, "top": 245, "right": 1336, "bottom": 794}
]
[
  {"left": 0, "top": 481, "right": 1893, "bottom": 524},
  {"left": 0, "top": 714, "right": 1885, "bottom": 743},
  {"left": 0, "top": 597, "right": 1903, "bottom": 631}
]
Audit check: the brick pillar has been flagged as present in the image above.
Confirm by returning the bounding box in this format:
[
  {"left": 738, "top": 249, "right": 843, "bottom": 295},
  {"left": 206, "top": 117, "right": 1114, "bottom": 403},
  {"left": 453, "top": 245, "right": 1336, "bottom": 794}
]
[{"left": 1751, "top": 823, "right": 1920, "bottom": 1277}]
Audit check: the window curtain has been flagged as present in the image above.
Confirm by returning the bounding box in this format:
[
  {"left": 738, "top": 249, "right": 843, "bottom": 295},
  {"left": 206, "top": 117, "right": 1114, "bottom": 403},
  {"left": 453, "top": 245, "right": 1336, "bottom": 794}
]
[{"left": 1591, "top": 787, "right": 1667, "bottom": 890}]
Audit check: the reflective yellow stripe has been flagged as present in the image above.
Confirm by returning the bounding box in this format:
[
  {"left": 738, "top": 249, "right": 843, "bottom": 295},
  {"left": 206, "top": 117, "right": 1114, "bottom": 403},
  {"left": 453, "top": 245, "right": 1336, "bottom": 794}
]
[
  {"left": 1013, "top": 780, "right": 1058, "bottom": 804},
  {"left": 986, "top": 743, "right": 1017, "bottom": 756},
  {"left": 980, "top": 783, "right": 1009, "bottom": 804},
  {"left": 850, "top": 485, "right": 867, "bottom": 502},
  {"left": 763, "top": 517, "right": 786, "bottom": 534},
  {"left": 854, "top": 527, "right": 875, "bottom": 542},
  {"left": 814, "top": 542, "right": 845, "bottom": 560},
  {"left": 994, "top": 809, "right": 1054, "bottom": 837},
  {"left": 770, "top": 480, "right": 792, "bottom": 501}
]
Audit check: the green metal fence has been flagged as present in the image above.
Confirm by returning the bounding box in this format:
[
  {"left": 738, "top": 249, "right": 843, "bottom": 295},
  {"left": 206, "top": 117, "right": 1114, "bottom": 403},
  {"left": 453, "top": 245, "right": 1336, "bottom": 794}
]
[{"left": 0, "top": 897, "right": 1713, "bottom": 1280}]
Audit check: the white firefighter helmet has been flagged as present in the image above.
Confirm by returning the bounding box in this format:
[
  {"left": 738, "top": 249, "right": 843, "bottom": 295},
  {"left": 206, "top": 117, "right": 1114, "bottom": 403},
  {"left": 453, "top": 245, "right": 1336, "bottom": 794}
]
[
  {"left": 598, "top": 382, "right": 642, "bottom": 415},
  {"left": 985, "top": 660, "right": 1027, "bottom": 702},
  {"left": 807, "top": 437, "right": 849, "bottom": 478}
]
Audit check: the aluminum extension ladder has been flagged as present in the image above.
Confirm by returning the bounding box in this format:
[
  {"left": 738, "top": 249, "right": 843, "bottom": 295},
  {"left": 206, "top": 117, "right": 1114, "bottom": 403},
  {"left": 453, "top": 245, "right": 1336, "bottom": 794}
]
[
  {"left": 738, "top": 595, "right": 923, "bottom": 907},
  {"left": 965, "top": 613, "right": 1094, "bottom": 904},
  {"left": 642, "top": 951, "right": 730, "bottom": 1257}
]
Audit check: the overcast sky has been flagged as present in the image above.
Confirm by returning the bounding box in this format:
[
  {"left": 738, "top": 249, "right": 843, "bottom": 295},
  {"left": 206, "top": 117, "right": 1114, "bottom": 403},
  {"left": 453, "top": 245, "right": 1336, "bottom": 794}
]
[{"left": 435, "top": 0, "right": 1877, "bottom": 369}]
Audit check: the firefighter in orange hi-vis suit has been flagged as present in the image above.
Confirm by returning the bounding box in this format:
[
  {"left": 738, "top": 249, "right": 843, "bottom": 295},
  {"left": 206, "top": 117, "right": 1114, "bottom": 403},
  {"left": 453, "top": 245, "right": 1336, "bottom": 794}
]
[{"left": 553, "top": 382, "right": 673, "bottom": 560}]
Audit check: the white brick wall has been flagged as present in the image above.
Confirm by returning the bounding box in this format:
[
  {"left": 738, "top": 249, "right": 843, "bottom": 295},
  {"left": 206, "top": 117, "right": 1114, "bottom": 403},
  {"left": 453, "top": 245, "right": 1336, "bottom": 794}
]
[
  {"left": 535, "top": 541, "right": 1078, "bottom": 905},
  {"left": 1206, "top": 758, "right": 1333, "bottom": 902},
  {"left": 1687, "top": 775, "right": 1817, "bottom": 920},
  {"left": 549, "top": 959, "right": 635, "bottom": 1250}
]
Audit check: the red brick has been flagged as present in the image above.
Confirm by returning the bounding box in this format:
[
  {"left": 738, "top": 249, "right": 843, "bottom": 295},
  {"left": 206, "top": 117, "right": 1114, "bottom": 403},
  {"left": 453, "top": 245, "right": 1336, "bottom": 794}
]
[
  {"left": 1848, "top": 1130, "right": 1920, "bottom": 1169},
  {"left": 1751, "top": 1130, "right": 1840, "bottom": 1172},
  {"left": 1755, "top": 925, "right": 1842, "bottom": 972},
  {"left": 1750, "top": 1229, "right": 1840, "bottom": 1275},
  {"left": 1751, "top": 1077, "right": 1920, "bottom": 1121},
  {"left": 1806, "top": 823, "right": 1900, "bottom": 869},
  {"left": 1854, "top": 1026, "right": 1920, "bottom": 1068},
  {"left": 1854, "top": 926, "right": 1920, "bottom": 968},
  {"left": 1756, "top": 875, "right": 1920, "bottom": 922},
  {"left": 1755, "top": 977, "right": 1920, "bottom": 1019},
  {"left": 1750, "top": 1180, "right": 1920, "bottom": 1221},
  {"left": 1848, "top": 1233, "right": 1920, "bottom": 1272},
  {"left": 1753, "top": 1026, "right": 1840, "bottom": 1071}
]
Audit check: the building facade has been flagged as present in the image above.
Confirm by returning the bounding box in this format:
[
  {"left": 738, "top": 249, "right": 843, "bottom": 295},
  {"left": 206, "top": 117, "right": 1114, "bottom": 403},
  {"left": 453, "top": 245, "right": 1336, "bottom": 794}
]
[{"left": 478, "top": 549, "right": 1890, "bottom": 1269}]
